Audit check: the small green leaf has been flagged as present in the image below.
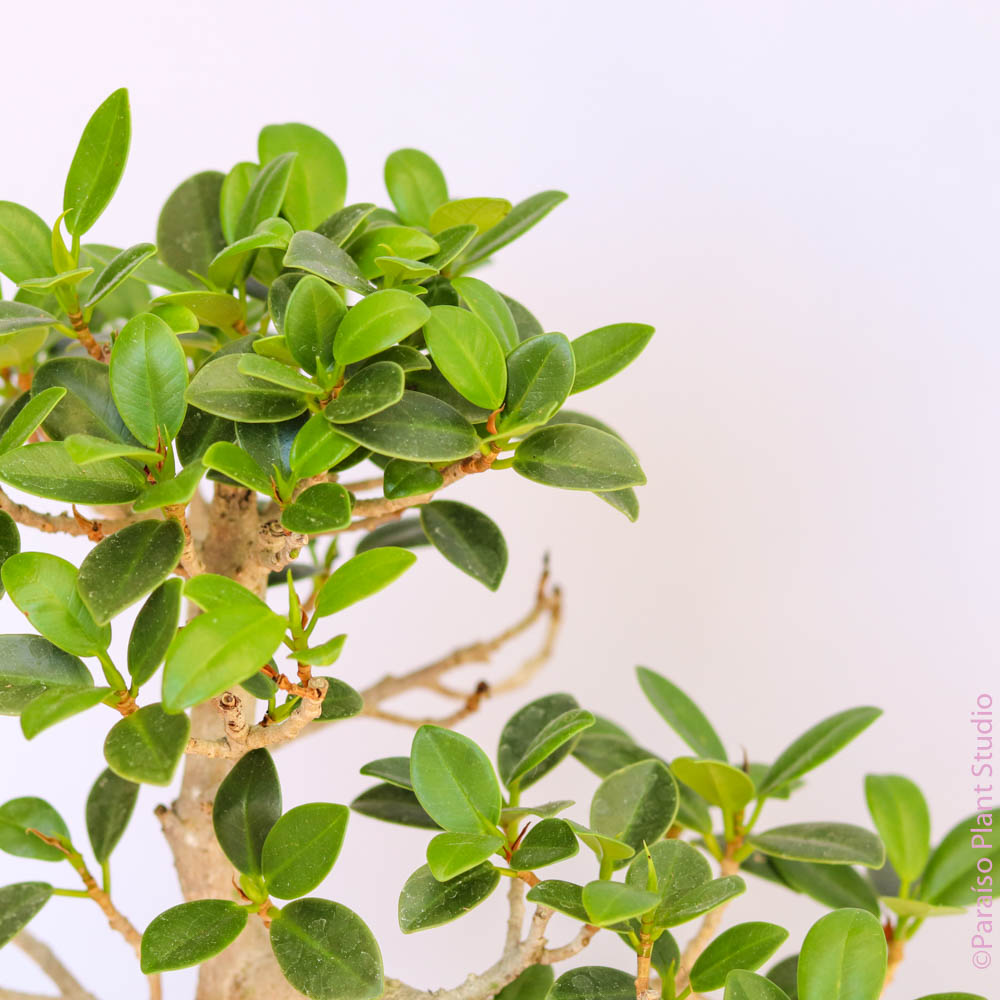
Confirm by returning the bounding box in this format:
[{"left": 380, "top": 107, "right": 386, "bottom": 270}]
[
  {"left": 429, "top": 197, "right": 511, "bottom": 235},
  {"left": 281, "top": 483, "right": 352, "bottom": 534},
  {"left": 64, "top": 89, "right": 131, "bottom": 236},
  {"left": 359, "top": 757, "right": 412, "bottom": 789},
  {"left": 132, "top": 461, "right": 205, "bottom": 512},
  {"left": 590, "top": 760, "right": 679, "bottom": 859},
  {"left": 411, "top": 725, "right": 502, "bottom": 833},
  {"left": 625, "top": 839, "right": 712, "bottom": 926},
  {"left": 497, "top": 334, "right": 575, "bottom": 435},
  {"left": 864, "top": 774, "right": 930, "bottom": 884},
  {"left": 63, "top": 434, "right": 161, "bottom": 466},
  {"left": 384, "top": 149, "right": 448, "bottom": 228},
  {"left": 156, "top": 171, "right": 226, "bottom": 277},
  {"left": 0, "top": 635, "right": 92, "bottom": 716},
  {"left": 724, "top": 971, "right": 791, "bottom": 1000},
  {"left": 582, "top": 880, "right": 659, "bottom": 926},
  {"left": 514, "top": 424, "right": 645, "bottom": 491},
  {"left": 349, "top": 226, "right": 439, "bottom": 280},
  {"left": 0, "top": 511, "right": 19, "bottom": 597},
  {"left": 424, "top": 225, "right": 477, "bottom": 271},
  {"left": 419, "top": 500, "right": 508, "bottom": 591},
  {"left": 879, "top": 896, "right": 964, "bottom": 918},
  {"left": 262, "top": 803, "right": 349, "bottom": 900},
  {"left": 636, "top": 667, "right": 727, "bottom": 760},
  {"left": 768, "top": 857, "right": 880, "bottom": 916},
  {"left": 496, "top": 966, "right": 554, "bottom": 1000},
  {"left": 749, "top": 823, "right": 886, "bottom": 868},
  {"left": 325, "top": 362, "right": 405, "bottom": 424},
  {"left": 691, "top": 922, "right": 789, "bottom": 993},
  {"left": 19, "top": 267, "right": 93, "bottom": 293},
  {"left": 567, "top": 821, "right": 636, "bottom": 868},
  {"left": 203, "top": 440, "right": 272, "bottom": 494},
  {"left": 500, "top": 801, "right": 576, "bottom": 825},
  {"left": 20, "top": 685, "right": 111, "bottom": 739},
  {"left": 757, "top": 707, "right": 883, "bottom": 797},
  {"left": 234, "top": 358, "right": 319, "bottom": 397},
  {"left": 797, "top": 908, "right": 886, "bottom": 1000},
  {"left": 186, "top": 355, "right": 308, "bottom": 423},
  {"left": 86, "top": 769, "right": 139, "bottom": 864},
  {"left": 333, "top": 290, "right": 430, "bottom": 366},
  {"left": 571, "top": 323, "right": 655, "bottom": 394},
  {"left": 314, "top": 547, "right": 416, "bottom": 618},
  {"left": 0, "top": 202, "right": 52, "bottom": 284},
  {"left": 460, "top": 191, "right": 567, "bottom": 269},
  {"left": 141, "top": 899, "right": 248, "bottom": 973},
  {"left": 671, "top": 757, "right": 755, "bottom": 813},
  {"left": 270, "top": 898, "right": 383, "bottom": 1000},
  {"left": 213, "top": 748, "right": 282, "bottom": 878},
  {"left": 0, "top": 387, "right": 66, "bottom": 456},
  {"left": 295, "top": 635, "right": 347, "bottom": 668},
  {"left": 355, "top": 517, "right": 430, "bottom": 554},
  {"left": 290, "top": 414, "right": 356, "bottom": 479},
  {"left": 426, "top": 831, "right": 504, "bottom": 881},
  {"left": 505, "top": 709, "right": 595, "bottom": 787},
  {"left": 510, "top": 818, "right": 578, "bottom": 870},
  {"left": 451, "top": 277, "right": 519, "bottom": 354},
  {"left": 383, "top": 459, "right": 444, "bottom": 499},
  {"left": 498, "top": 695, "right": 582, "bottom": 789},
  {"left": 283, "top": 231, "right": 372, "bottom": 295},
  {"left": 663, "top": 876, "right": 746, "bottom": 927},
  {"left": 919, "top": 807, "right": 1000, "bottom": 906},
  {"left": 0, "top": 797, "right": 70, "bottom": 860},
  {"left": 525, "top": 879, "right": 588, "bottom": 922},
  {"left": 398, "top": 863, "right": 499, "bottom": 933},
  {"left": 284, "top": 274, "right": 346, "bottom": 372},
  {"left": 155, "top": 291, "right": 244, "bottom": 331},
  {"left": 375, "top": 255, "right": 438, "bottom": 282},
  {"left": 350, "top": 783, "right": 440, "bottom": 829},
  {"left": 234, "top": 153, "right": 296, "bottom": 241},
  {"left": 548, "top": 967, "right": 635, "bottom": 1000},
  {"left": 83, "top": 242, "right": 157, "bottom": 309},
  {"left": 104, "top": 703, "right": 190, "bottom": 785},
  {"left": 0, "top": 882, "right": 53, "bottom": 948},
  {"left": 77, "top": 520, "right": 185, "bottom": 624},
  {"left": 424, "top": 305, "right": 507, "bottom": 409}
]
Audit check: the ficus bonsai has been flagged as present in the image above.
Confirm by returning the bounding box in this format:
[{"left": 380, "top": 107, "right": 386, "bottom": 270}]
[{"left": 0, "top": 88, "right": 992, "bottom": 1000}]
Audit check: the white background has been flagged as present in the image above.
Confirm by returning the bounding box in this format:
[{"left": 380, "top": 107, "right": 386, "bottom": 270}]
[{"left": 1, "top": 1, "right": 997, "bottom": 997}]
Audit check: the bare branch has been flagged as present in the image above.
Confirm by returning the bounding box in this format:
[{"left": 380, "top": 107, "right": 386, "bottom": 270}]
[
  {"left": 539, "top": 924, "right": 599, "bottom": 964},
  {"left": 11, "top": 932, "right": 99, "bottom": 1000},
  {"left": 164, "top": 504, "right": 205, "bottom": 577},
  {"left": 357, "top": 561, "right": 562, "bottom": 728},
  {"left": 0, "top": 487, "right": 134, "bottom": 539}
]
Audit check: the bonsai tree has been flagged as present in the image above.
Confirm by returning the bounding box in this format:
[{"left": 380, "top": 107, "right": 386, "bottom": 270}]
[{"left": 0, "top": 89, "right": 992, "bottom": 1000}]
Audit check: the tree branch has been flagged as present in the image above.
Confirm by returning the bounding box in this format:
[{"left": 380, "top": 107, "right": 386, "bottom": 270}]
[
  {"left": 10, "top": 932, "right": 99, "bottom": 1000},
  {"left": 674, "top": 857, "right": 740, "bottom": 995},
  {"left": 0, "top": 488, "right": 134, "bottom": 539},
  {"left": 357, "top": 560, "right": 562, "bottom": 728},
  {"left": 164, "top": 503, "right": 205, "bottom": 577}
]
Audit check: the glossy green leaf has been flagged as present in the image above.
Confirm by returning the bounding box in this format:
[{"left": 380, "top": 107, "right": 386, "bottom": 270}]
[
  {"left": 572, "top": 732, "right": 656, "bottom": 781},
  {"left": 507, "top": 709, "right": 595, "bottom": 787},
  {"left": 570, "top": 323, "right": 655, "bottom": 394},
  {"left": 203, "top": 440, "right": 272, "bottom": 494},
  {"left": 0, "top": 511, "right": 18, "bottom": 597},
  {"left": 0, "top": 797, "right": 71, "bottom": 860},
  {"left": 260, "top": 123, "right": 347, "bottom": 230},
  {"left": 411, "top": 725, "right": 502, "bottom": 834},
  {"left": 510, "top": 818, "right": 578, "bottom": 871},
  {"left": 424, "top": 225, "right": 477, "bottom": 271},
  {"left": 426, "top": 831, "right": 504, "bottom": 882},
  {"left": 284, "top": 231, "right": 372, "bottom": 295},
  {"left": 20, "top": 685, "right": 110, "bottom": 739},
  {"left": 19, "top": 266, "right": 92, "bottom": 293},
  {"left": 879, "top": 896, "right": 964, "bottom": 918},
  {"left": 757, "top": 708, "right": 883, "bottom": 797},
  {"left": 863, "top": 774, "right": 930, "bottom": 884},
  {"left": 350, "top": 783, "right": 440, "bottom": 829},
  {"left": 314, "top": 547, "right": 416, "bottom": 618},
  {"left": 495, "top": 965, "right": 554, "bottom": 1000},
  {"left": 333, "top": 290, "right": 430, "bottom": 366},
  {"left": 590, "top": 759, "right": 679, "bottom": 859},
  {"left": 665, "top": 875, "right": 747, "bottom": 926},
  {"left": 141, "top": 899, "right": 248, "bottom": 973},
  {"left": 349, "top": 225, "right": 439, "bottom": 280},
  {"left": 797, "top": 908, "right": 886, "bottom": 1000},
  {"left": 499, "top": 695, "right": 582, "bottom": 790},
  {"left": 749, "top": 823, "right": 886, "bottom": 868},
  {"left": 270, "top": 898, "right": 383, "bottom": 1000},
  {"left": 32, "top": 356, "right": 133, "bottom": 443},
  {"left": 83, "top": 242, "right": 156, "bottom": 308},
  {"left": 186, "top": 355, "right": 308, "bottom": 423},
  {"left": 336, "top": 391, "right": 478, "bottom": 462},
  {"left": 233, "top": 152, "right": 295, "bottom": 241},
  {"left": 451, "top": 276, "right": 519, "bottom": 354},
  {"left": 0, "top": 635, "right": 92, "bottom": 716},
  {"left": 626, "top": 839, "right": 712, "bottom": 925},
  {"left": 3, "top": 552, "right": 109, "bottom": 655},
  {"left": 355, "top": 517, "right": 430, "bottom": 554},
  {"left": 690, "top": 922, "right": 789, "bottom": 993},
  {"left": 359, "top": 757, "right": 412, "bottom": 789},
  {"left": 672, "top": 757, "right": 755, "bottom": 813},
  {"left": 219, "top": 162, "right": 259, "bottom": 243},
  {"left": 636, "top": 667, "right": 727, "bottom": 760},
  {"left": 77, "top": 520, "right": 184, "bottom": 624},
  {"left": 724, "top": 971, "right": 792, "bottom": 1000},
  {"left": 326, "top": 362, "right": 405, "bottom": 423},
  {"left": 383, "top": 459, "right": 444, "bottom": 499},
  {"left": 262, "top": 803, "right": 349, "bottom": 900},
  {"left": 429, "top": 197, "right": 511, "bottom": 235},
  {"left": 63, "top": 434, "right": 160, "bottom": 466},
  {"left": 581, "top": 880, "right": 659, "bottom": 926},
  {"left": 765, "top": 956, "right": 799, "bottom": 998},
  {"left": 104, "top": 703, "right": 190, "bottom": 785},
  {"left": 384, "top": 149, "right": 448, "bottom": 227},
  {"left": 132, "top": 461, "right": 205, "bottom": 512},
  {"left": 0, "top": 387, "right": 65, "bottom": 456},
  {"left": 86, "top": 768, "right": 139, "bottom": 864},
  {"left": 424, "top": 305, "right": 507, "bottom": 409},
  {"left": 769, "top": 857, "right": 880, "bottom": 916},
  {"left": 156, "top": 291, "right": 244, "bottom": 330},
  {"left": 156, "top": 171, "right": 226, "bottom": 277},
  {"left": 64, "top": 89, "right": 131, "bottom": 235},
  {"left": 316, "top": 203, "right": 377, "bottom": 246},
  {"left": 213, "top": 748, "right": 281, "bottom": 877},
  {"left": 460, "top": 191, "right": 567, "bottom": 269},
  {"left": 283, "top": 274, "right": 346, "bottom": 372},
  {"left": 398, "top": 862, "right": 499, "bottom": 933},
  {"left": 281, "top": 483, "right": 352, "bottom": 534},
  {"left": 290, "top": 415, "right": 356, "bottom": 479},
  {"left": 496, "top": 334, "right": 575, "bottom": 435},
  {"left": 548, "top": 966, "right": 635, "bottom": 1000},
  {"left": 0, "top": 202, "right": 52, "bottom": 283},
  {"left": 919, "top": 807, "right": 1000, "bottom": 906},
  {"left": 514, "top": 423, "right": 645, "bottom": 491},
  {"left": 0, "top": 882, "right": 53, "bottom": 948},
  {"left": 525, "top": 879, "right": 588, "bottom": 922},
  {"left": 419, "top": 500, "right": 507, "bottom": 591}
]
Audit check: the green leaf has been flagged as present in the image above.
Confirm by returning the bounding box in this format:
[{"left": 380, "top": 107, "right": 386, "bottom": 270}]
[
  {"left": 757, "top": 707, "right": 883, "bottom": 797},
  {"left": 219, "top": 162, "right": 259, "bottom": 243},
  {"left": 429, "top": 197, "right": 511, "bottom": 235},
  {"left": 0, "top": 387, "right": 65, "bottom": 456},
  {"left": 581, "top": 880, "right": 659, "bottom": 926},
  {"left": 398, "top": 863, "right": 499, "bottom": 933},
  {"left": 411, "top": 725, "right": 502, "bottom": 833},
  {"left": 360, "top": 757, "right": 412, "bottom": 789},
  {"left": 156, "top": 171, "right": 226, "bottom": 277},
  {"left": 284, "top": 274, "right": 346, "bottom": 372},
  {"left": 162, "top": 595, "right": 287, "bottom": 713},
  {"left": 104, "top": 703, "right": 190, "bottom": 785},
  {"left": 234, "top": 153, "right": 296, "bottom": 240},
  {"left": 664, "top": 876, "right": 746, "bottom": 926},
  {"left": 496, "top": 966, "right": 554, "bottom": 1000},
  {"left": 63, "top": 434, "right": 161, "bottom": 466},
  {"left": 270, "top": 898, "right": 383, "bottom": 1000},
  {"left": 690, "top": 922, "right": 789, "bottom": 993},
  {"left": 919, "top": 807, "right": 1000, "bottom": 906},
  {"left": 77, "top": 520, "right": 184, "bottom": 625},
  {"left": 506, "top": 709, "right": 595, "bottom": 787},
  {"left": 426, "top": 831, "right": 504, "bottom": 881},
  {"left": 525, "top": 879, "right": 588, "bottom": 921},
  {"left": 460, "top": 191, "right": 567, "bottom": 269},
  {"left": 20, "top": 685, "right": 110, "bottom": 739},
  {"left": 572, "top": 733, "right": 656, "bottom": 781},
  {"left": 64, "top": 89, "right": 131, "bottom": 236},
  {"left": 290, "top": 415, "right": 356, "bottom": 479},
  {"left": 424, "top": 226, "right": 477, "bottom": 271},
  {"left": 0, "top": 635, "right": 92, "bottom": 716},
  {"left": 375, "top": 255, "right": 438, "bottom": 282},
  {"left": 333, "top": 290, "right": 431, "bottom": 366},
  {"left": 879, "top": 896, "right": 964, "bottom": 918},
  {"left": 510, "top": 818, "right": 578, "bottom": 871},
  {"left": 0, "top": 305, "right": 56, "bottom": 341},
  {"left": 765, "top": 956, "right": 798, "bottom": 998},
  {"left": 2, "top": 552, "right": 109, "bottom": 655},
  {"left": 0, "top": 797, "right": 70, "bottom": 860},
  {"left": 626, "top": 839, "right": 712, "bottom": 925},
  {"left": 0, "top": 202, "right": 52, "bottom": 283},
  {"left": 283, "top": 231, "right": 373, "bottom": 295},
  {"left": 590, "top": 759, "right": 679, "bottom": 859},
  {"left": 19, "top": 266, "right": 93, "bottom": 293},
  {"left": 570, "top": 323, "right": 655, "bottom": 394},
  {"left": 383, "top": 459, "right": 444, "bottom": 499},
  {"left": 424, "top": 305, "right": 507, "bottom": 409},
  {"left": 32, "top": 356, "right": 134, "bottom": 443},
  {"left": 671, "top": 758, "right": 755, "bottom": 813},
  {"left": 500, "top": 801, "right": 576, "bottom": 825},
  {"left": 315, "top": 678, "right": 363, "bottom": 721},
  {"left": 314, "top": 547, "right": 416, "bottom": 618},
  {"left": 350, "top": 783, "right": 440, "bottom": 830},
  {"left": 797, "top": 909, "right": 886, "bottom": 1000},
  {"left": 86, "top": 769, "right": 138, "bottom": 864},
  {"left": 316, "top": 203, "right": 377, "bottom": 246},
  {"left": 349, "top": 226, "right": 439, "bottom": 280},
  {"left": 133, "top": 461, "right": 206, "bottom": 512},
  {"left": 863, "top": 774, "right": 930, "bottom": 884},
  {"left": 281, "top": 483, "right": 352, "bottom": 534},
  {"left": 724, "top": 971, "right": 791, "bottom": 1000},
  {"left": 186, "top": 355, "right": 308, "bottom": 423},
  {"left": 156, "top": 291, "right": 244, "bottom": 330},
  {"left": 0, "top": 511, "right": 19, "bottom": 597},
  {"left": 0, "top": 883, "right": 52, "bottom": 948},
  {"left": 497, "top": 334, "right": 575, "bottom": 435},
  {"left": 499, "top": 695, "right": 583, "bottom": 790},
  {"left": 260, "top": 123, "right": 347, "bottom": 230},
  {"left": 355, "top": 517, "right": 430, "bottom": 554},
  {"left": 548, "top": 967, "right": 635, "bottom": 1000},
  {"left": 203, "top": 440, "right": 272, "bottom": 494},
  {"left": 635, "top": 667, "right": 727, "bottom": 760},
  {"left": 213, "top": 748, "right": 282, "bottom": 877},
  {"left": 335, "top": 391, "right": 478, "bottom": 462},
  {"left": 419, "top": 500, "right": 507, "bottom": 591},
  {"left": 384, "top": 149, "right": 448, "bottom": 227},
  {"left": 567, "top": 821, "right": 636, "bottom": 868},
  {"left": 262, "top": 803, "right": 349, "bottom": 900},
  {"left": 83, "top": 242, "right": 157, "bottom": 308},
  {"left": 325, "top": 362, "right": 405, "bottom": 424},
  {"left": 451, "top": 277, "right": 519, "bottom": 354},
  {"left": 514, "top": 423, "right": 645, "bottom": 491},
  {"left": 749, "top": 823, "right": 886, "bottom": 868},
  {"left": 768, "top": 858, "right": 880, "bottom": 916},
  {"left": 141, "top": 899, "right": 248, "bottom": 973}
]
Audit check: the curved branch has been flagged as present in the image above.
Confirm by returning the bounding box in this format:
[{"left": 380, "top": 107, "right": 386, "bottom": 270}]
[
  {"left": 0, "top": 488, "right": 134, "bottom": 539},
  {"left": 10, "top": 932, "right": 99, "bottom": 1000}
]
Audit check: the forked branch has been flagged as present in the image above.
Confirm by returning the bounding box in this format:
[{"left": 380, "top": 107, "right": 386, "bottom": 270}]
[{"left": 4, "top": 931, "right": 99, "bottom": 1000}]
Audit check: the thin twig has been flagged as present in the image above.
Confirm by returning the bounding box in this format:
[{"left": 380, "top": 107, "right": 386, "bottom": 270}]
[
  {"left": 11, "top": 932, "right": 99, "bottom": 1000},
  {"left": 0, "top": 488, "right": 133, "bottom": 538},
  {"left": 164, "top": 504, "right": 204, "bottom": 577},
  {"left": 674, "top": 857, "right": 740, "bottom": 994}
]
